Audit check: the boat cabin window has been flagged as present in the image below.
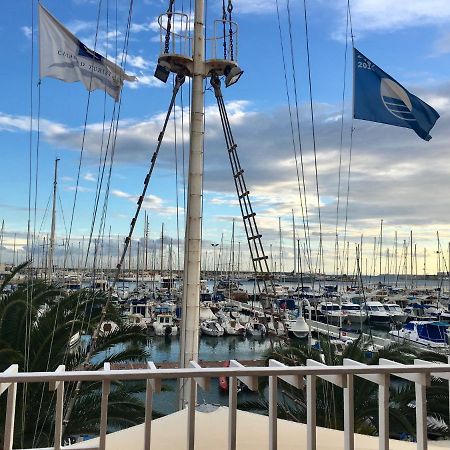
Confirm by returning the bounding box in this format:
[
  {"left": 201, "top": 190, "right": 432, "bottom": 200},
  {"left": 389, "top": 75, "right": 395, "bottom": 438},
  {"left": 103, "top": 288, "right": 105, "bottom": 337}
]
[
  {"left": 369, "top": 305, "right": 381, "bottom": 311},
  {"left": 343, "top": 305, "right": 360, "bottom": 311},
  {"left": 322, "top": 305, "right": 340, "bottom": 311}
]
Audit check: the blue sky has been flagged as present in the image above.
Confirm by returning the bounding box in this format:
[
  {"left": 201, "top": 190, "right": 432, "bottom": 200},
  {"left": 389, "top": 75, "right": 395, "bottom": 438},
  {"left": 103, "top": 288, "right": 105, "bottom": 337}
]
[{"left": 3, "top": 0, "right": 450, "bottom": 274}]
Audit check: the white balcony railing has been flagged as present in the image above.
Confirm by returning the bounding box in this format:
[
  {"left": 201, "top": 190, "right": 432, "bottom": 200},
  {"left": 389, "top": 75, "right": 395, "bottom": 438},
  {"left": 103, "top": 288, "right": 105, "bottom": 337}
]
[{"left": 1, "top": 357, "right": 450, "bottom": 450}]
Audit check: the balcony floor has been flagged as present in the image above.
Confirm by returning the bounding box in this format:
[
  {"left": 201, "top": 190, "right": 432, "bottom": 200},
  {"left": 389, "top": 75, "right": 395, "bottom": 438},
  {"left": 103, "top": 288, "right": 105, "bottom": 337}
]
[{"left": 69, "top": 406, "right": 449, "bottom": 450}]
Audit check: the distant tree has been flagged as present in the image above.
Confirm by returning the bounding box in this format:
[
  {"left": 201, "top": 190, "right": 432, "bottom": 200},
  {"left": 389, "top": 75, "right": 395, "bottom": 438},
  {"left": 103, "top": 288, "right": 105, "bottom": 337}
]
[{"left": 0, "top": 264, "right": 151, "bottom": 448}]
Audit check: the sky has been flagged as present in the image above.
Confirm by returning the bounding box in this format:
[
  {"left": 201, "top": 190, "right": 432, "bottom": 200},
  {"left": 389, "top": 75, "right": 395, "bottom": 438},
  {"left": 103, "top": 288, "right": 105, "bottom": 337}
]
[{"left": 2, "top": 0, "right": 450, "bottom": 275}]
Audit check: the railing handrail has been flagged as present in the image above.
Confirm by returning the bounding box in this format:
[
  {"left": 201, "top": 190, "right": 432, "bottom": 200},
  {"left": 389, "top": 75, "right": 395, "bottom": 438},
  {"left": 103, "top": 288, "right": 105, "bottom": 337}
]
[
  {"left": 2, "top": 358, "right": 449, "bottom": 450},
  {"left": 1, "top": 361, "right": 450, "bottom": 383}
]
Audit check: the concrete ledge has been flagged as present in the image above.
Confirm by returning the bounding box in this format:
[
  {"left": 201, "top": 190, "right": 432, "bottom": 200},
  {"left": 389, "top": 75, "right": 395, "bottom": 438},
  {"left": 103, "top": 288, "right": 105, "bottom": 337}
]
[{"left": 69, "top": 406, "right": 449, "bottom": 450}]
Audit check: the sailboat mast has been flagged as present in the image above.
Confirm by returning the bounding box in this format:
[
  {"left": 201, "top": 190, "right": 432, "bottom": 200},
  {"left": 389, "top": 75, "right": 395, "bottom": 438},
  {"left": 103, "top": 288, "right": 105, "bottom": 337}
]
[
  {"left": 179, "top": 0, "right": 205, "bottom": 407},
  {"left": 292, "top": 210, "right": 296, "bottom": 275},
  {"left": 0, "top": 219, "right": 4, "bottom": 267},
  {"left": 48, "top": 158, "right": 59, "bottom": 280},
  {"left": 379, "top": 219, "right": 383, "bottom": 279}
]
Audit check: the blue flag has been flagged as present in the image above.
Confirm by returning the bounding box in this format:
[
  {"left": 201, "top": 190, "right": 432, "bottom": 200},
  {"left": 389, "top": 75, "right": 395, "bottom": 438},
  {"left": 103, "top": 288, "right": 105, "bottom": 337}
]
[{"left": 353, "top": 48, "right": 439, "bottom": 141}]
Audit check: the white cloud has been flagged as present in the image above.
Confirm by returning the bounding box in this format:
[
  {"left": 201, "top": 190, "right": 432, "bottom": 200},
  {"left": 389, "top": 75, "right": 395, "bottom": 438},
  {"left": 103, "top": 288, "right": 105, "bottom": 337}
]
[
  {"left": 124, "top": 54, "right": 153, "bottom": 71},
  {"left": 351, "top": 0, "right": 450, "bottom": 32},
  {"left": 21, "top": 26, "right": 32, "bottom": 39},
  {"left": 111, "top": 190, "right": 180, "bottom": 216},
  {"left": 64, "top": 185, "right": 93, "bottom": 193},
  {"left": 433, "top": 31, "right": 450, "bottom": 55},
  {"left": 4, "top": 78, "right": 450, "bottom": 271},
  {"left": 330, "top": 0, "right": 450, "bottom": 40},
  {"left": 83, "top": 173, "right": 96, "bottom": 182}
]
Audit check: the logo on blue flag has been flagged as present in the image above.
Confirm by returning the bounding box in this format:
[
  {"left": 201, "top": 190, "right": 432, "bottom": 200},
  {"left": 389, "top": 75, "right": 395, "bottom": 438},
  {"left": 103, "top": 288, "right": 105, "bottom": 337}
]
[{"left": 353, "top": 48, "right": 439, "bottom": 141}]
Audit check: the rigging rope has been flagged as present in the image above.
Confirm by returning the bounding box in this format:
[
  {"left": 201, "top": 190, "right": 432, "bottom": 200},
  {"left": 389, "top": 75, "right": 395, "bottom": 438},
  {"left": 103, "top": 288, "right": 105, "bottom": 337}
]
[
  {"left": 302, "top": 0, "right": 324, "bottom": 277},
  {"left": 341, "top": 0, "right": 356, "bottom": 275},
  {"left": 333, "top": 0, "right": 351, "bottom": 276},
  {"left": 23, "top": 0, "right": 37, "bottom": 442},
  {"left": 61, "top": 73, "right": 185, "bottom": 432},
  {"left": 211, "top": 75, "right": 290, "bottom": 341},
  {"left": 62, "top": 0, "right": 105, "bottom": 273},
  {"left": 173, "top": 76, "right": 182, "bottom": 272},
  {"left": 276, "top": 0, "right": 313, "bottom": 275}
]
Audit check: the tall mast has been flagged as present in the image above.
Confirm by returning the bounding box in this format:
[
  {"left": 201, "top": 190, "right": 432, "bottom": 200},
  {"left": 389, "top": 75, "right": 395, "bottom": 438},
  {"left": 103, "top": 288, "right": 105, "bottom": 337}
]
[
  {"left": 144, "top": 212, "right": 149, "bottom": 273},
  {"left": 178, "top": 0, "right": 206, "bottom": 408},
  {"left": 160, "top": 222, "right": 164, "bottom": 276},
  {"left": 278, "top": 217, "right": 283, "bottom": 276},
  {"left": 48, "top": 158, "right": 59, "bottom": 280},
  {"left": 379, "top": 219, "right": 383, "bottom": 279},
  {"left": 292, "top": 210, "right": 296, "bottom": 275},
  {"left": 0, "top": 219, "right": 4, "bottom": 267}
]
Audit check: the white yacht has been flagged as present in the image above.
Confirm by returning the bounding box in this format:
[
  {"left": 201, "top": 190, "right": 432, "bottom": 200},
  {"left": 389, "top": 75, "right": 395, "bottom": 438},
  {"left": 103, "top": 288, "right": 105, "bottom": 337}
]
[
  {"left": 340, "top": 301, "right": 365, "bottom": 328},
  {"left": 319, "top": 302, "right": 347, "bottom": 325},
  {"left": 245, "top": 320, "right": 267, "bottom": 337},
  {"left": 389, "top": 321, "right": 449, "bottom": 351},
  {"left": 364, "top": 301, "right": 391, "bottom": 328},
  {"left": 200, "top": 320, "right": 224, "bottom": 337},
  {"left": 152, "top": 313, "right": 178, "bottom": 336},
  {"left": 383, "top": 303, "right": 407, "bottom": 324},
  {"left": 221, "top": 316, "right": 246, "bottom": 335}
]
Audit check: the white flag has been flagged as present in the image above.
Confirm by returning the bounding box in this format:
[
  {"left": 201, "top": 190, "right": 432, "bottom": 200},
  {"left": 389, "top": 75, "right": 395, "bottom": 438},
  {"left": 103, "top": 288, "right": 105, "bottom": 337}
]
[{"left": 39, "top": 4, "right": 136, "bottom": 101}]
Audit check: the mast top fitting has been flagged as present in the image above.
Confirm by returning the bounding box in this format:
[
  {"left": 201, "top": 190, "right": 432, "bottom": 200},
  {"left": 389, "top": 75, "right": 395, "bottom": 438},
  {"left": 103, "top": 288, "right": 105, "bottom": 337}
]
[{"left": 154, "top": 12, "right": 242, "bottom": 84}]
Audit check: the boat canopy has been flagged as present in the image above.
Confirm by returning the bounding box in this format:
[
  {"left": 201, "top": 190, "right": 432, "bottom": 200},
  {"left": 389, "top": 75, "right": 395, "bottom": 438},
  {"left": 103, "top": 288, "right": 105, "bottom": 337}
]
[{"left": 416, "top": 322, "right": 449, "bottom": 343}]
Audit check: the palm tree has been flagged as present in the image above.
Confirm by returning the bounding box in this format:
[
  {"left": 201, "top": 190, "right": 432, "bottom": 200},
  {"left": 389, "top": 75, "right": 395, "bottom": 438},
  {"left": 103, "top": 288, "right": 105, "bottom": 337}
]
[
  {"left": 239, "top": 336, "right": 448, "bottom": 440},
  {"left": 0, "top": 267, "right": 151, "bottom": 448}
]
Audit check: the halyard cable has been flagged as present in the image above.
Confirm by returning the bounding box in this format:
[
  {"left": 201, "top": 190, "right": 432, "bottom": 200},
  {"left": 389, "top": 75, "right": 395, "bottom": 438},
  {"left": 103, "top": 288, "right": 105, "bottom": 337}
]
[
  {"left": 341, "top": 0, "right": 355, "bottom": 272},
  {"left": 65, "top": 0, "right": 133, "bottom": 363},
  {"left": 61, "top": 73, "right": 185, "bottom": 433},
  {"left": 36, "top": 0, "right": 132, "bottom": 439},
  {"left": 334, "top": 0, "right": 351, "bottom": 276},
  {"left": 302, "top": 0, "right": 324, "bottom": 276},
  {"left": 23, "top": 0, "right": 36, "bottom": 442},
  {"left": 275, "top": 0, "right": 313, "bottom": 275},
  {"left": 62, "top": 0, "right": 104, "bottom": 273}
]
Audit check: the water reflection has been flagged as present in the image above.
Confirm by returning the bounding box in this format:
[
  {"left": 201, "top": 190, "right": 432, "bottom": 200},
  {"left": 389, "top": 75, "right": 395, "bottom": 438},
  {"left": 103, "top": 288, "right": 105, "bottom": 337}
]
[{"left": 146, "top": 335, "right": 272, "bottom": 363}]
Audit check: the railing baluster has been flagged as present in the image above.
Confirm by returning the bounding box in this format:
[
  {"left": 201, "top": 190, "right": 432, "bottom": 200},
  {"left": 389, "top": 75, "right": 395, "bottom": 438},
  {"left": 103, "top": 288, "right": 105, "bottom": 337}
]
[
  {"left": 99, "top": 363, "right": 111, "bottom": 450},
  {"left": 267, "top": 359, "right": 303, "bottom": 450},
  {"left": 3, "top": 381, "right": 17, "bottom": 450},
  {"left": 144, "top": 362, "right": 161, "bottom": 450},
  {"left": 378, "top": 375, "right": 390, "bottom": 450},
  {"left": 187, "top": 377, "right": 196, "bottom": 450},
  {"left": 48, "top": 365, "right": 65, "bottom": 450},
  {"left": 344, "top": 374, "right": 354, "bottom": 450},
  {"left": 343, "top": 359, "right": 390, "bottom": 450},
  {"left": 306, "top": 374, "right": 316, "bottom": 450},
  {"left": 380, "top": 359, "right": 430, "bottom": 450},
  {"left": 415, "top": 381, "right": 427, "bottom": 450},
  {"left": 228, "top": 375, "right": 238, "bottom": 450},
  {"left": 268, "top": 375, "right": 277, "bottom": 450},
  {"left": 1, "top": 364, "right": 18, "bottom": 450},
  {"left": 144, "top": 379, "right": 153, "bottom": 450}
]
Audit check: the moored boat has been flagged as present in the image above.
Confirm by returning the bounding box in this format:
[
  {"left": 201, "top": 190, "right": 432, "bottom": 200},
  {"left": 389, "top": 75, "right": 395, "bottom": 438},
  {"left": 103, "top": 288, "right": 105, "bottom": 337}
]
[
  {"left": 389, "top": 321, "right": 449, "bottom": 351},
  {"left": 200, "top": 320, "right": 224, "bottom": 337}
]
